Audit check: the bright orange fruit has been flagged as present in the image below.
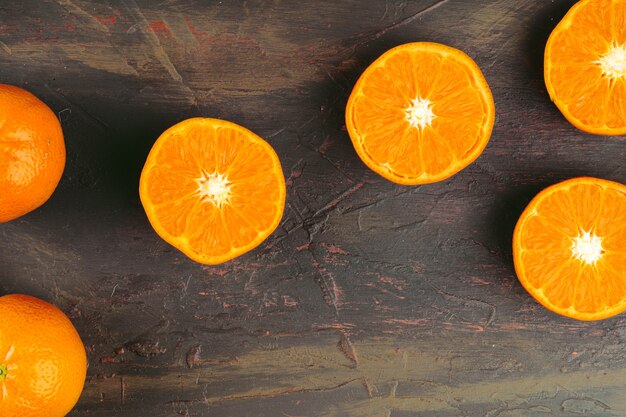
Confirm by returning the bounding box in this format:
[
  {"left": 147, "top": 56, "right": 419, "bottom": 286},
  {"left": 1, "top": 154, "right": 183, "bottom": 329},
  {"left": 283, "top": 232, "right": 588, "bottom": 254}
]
[
  {"left": 0, "top": 85, "right": 66, "bottom": 222},
  {"left": 545, "top": 0, "right": 626, "bottom": 134},
  {"left": 139, "top": 118, "right": 286, "bottom": 265},
  {"left": 0, "top": 294, "right": 87, "bottom": 417},
  {"left": 345, "top": 42, "right": 495, "bottom": 185},
  {"left": 513, "top": 177, "right": 626, "bottom": 320}
]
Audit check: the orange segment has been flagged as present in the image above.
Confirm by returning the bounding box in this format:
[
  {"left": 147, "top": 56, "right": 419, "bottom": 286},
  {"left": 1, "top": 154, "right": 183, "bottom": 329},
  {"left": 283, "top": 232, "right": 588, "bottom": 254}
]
[
  {"left": 545, "top": 0, "right": 626, "bottom": 134},
  {"left": 345, "top": 42, "right": 495, "bottom": 185},
  {"left": 139, "top": 118, "right": 286, "bottom": 265},
  {"left": 513, "top": 177, "right": 626, "bottom": 320}
]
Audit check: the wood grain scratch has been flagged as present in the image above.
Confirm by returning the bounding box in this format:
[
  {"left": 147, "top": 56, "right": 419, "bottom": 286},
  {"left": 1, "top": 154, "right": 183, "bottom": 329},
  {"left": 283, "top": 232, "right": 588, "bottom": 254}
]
[
  {"left": 55, "top": 0, "right": 111, "bottom": 33},
  {"left": 120, "top": 0, "right": 183, "bottom": 82},
  {"left": 338, "top": 332, "right": 358, "bottom": 368},
  {"left": 0, "top": 41, "right": 12, "bottom": 55},
  {"left": 365, "top": 0, "right": 451, "bottom": 42},
  {"left": 169, "top": 378, "right": 362, "bottom": 405}
]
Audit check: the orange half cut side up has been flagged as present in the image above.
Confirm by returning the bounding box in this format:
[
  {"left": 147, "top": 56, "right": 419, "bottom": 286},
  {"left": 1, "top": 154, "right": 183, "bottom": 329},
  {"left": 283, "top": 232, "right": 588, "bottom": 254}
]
[
  {"left": 346, "top": 42, "right": 495, "bottom": 185},
  {"left": 545, "top": 0, "right": 626, "bottom": 134},
  {"left": 139, "top": 118, "right": 286, "bottom": 265},
  {"left": 513, "top": 177, "right": 626, "bottom": 320}
]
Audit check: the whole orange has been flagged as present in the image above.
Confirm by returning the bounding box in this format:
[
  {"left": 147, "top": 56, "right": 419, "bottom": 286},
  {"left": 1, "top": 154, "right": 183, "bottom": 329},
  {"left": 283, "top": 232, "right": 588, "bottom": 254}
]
[
  {"left": 0, "top": 85, "right": 66, "bottom": 222},
  {"left": 0, "top": 294, "right": 87, "bottom": 417}
]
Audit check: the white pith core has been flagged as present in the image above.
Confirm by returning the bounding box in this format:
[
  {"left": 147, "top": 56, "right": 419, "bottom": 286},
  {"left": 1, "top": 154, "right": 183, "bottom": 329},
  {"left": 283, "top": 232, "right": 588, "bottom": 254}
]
[
  {"left": 405, "top": 97, "right": 435, "bottom": 129},
  {"left": 197, "top": 171, "right": 231, "bottom": 207},
  {"left": 597, "top": 44, "right": 626, "bottom": 79},
  {"left": 571, "top": 230, "right": 604, "bottom": 265}
]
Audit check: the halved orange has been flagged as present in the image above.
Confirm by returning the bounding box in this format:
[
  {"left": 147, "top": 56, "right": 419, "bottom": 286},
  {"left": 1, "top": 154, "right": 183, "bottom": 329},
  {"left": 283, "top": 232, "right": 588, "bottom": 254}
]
[
  {"left": 545, "top": 0, "right": 626, "bottom": 134},
  {"left": 345, "top": 42, "right": 495, "bottom": 185},
  {"left": 513, "top": 177, "right": 626, "bottom": 320},
  {"left": 139, "top": 118, "right": 286, "bottom": 265}
]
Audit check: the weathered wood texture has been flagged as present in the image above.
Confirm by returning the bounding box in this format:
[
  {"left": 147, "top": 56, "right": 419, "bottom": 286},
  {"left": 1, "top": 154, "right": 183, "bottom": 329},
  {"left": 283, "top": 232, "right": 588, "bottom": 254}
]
[{"left": 1, "top": 0, "right": 625, "bottom": 416}]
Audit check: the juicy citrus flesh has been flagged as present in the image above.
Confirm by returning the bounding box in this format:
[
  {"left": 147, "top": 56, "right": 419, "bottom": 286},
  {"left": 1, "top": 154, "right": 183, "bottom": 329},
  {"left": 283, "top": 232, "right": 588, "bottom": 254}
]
[
  {"left": 346, "top": 42, "right": 495, "bottom": 185},
  {"left": 513, "top": 177, "right": 626, "bottom": 320},
  {"left": 545, "top": 0, "right": 626, "bottom": 134},
  {"left": 139, "top": 118, "right": 286, "bottom": 265},
  {"left": 0, "top": 84, "right": 66, "bottom": 222},
  {"left": 0, "top": 294, "right": 87, "bottom": 417}
]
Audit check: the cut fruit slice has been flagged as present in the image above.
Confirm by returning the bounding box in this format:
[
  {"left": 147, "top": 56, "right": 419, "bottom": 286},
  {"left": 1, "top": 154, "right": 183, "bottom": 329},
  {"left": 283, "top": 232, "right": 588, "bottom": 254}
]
[
  {"left": 513, "top": 177, "right": 626, "bottom": 320},
  {"left": 139, "top": 118, "right": 286, "bottom": 265},
  {"left": 345, "top": 42, "right": 495, "bottom": 185},
  {"left": 545, "top": 0, "right": 626, "bottom": 134}
]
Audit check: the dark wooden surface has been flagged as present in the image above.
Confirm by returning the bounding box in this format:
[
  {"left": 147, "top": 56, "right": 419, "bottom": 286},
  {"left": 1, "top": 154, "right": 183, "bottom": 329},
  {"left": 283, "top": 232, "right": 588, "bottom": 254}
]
[{"left": 1, "top": 0, "right": 626, "bottom": 416}]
